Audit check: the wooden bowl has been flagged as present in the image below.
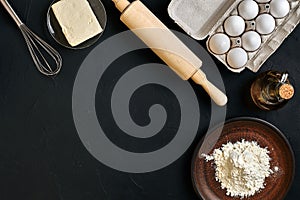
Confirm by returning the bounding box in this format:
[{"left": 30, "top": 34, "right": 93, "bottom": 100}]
[{"left": 192, "top": 117, "right": 295, "bottom": 200}]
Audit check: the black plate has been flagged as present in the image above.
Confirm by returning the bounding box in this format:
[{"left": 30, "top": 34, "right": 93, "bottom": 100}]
[{"left": 46, "top": 0, "right": 107, "bottom": 49}]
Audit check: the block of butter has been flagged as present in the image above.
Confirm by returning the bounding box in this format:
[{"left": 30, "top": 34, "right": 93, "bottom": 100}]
[{"left": 51, "top": 0, "right": 103, "bottom": 47}]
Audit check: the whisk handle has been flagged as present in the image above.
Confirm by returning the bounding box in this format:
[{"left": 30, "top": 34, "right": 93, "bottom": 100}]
[{"left": 0, "top": 0, "right": 23, "bottom": 27}]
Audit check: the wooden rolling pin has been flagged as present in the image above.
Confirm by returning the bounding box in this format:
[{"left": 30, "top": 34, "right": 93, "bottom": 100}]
[{"left": 112, "top": 0, "right": 228, "bottom": 106}]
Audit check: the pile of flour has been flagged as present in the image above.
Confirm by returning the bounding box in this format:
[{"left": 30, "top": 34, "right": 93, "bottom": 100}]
[{"left": 202, "top": 140, "right": 273, "bottom": 198}]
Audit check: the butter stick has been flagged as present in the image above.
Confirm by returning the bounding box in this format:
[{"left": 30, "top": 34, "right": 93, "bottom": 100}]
[{"left": 51, "top": 0, "right": 103, "bottom": 47}]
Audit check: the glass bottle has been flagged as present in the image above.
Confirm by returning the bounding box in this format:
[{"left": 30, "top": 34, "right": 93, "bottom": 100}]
[{"left": 251, "top": 70, "right": 294, "bottom": 110}]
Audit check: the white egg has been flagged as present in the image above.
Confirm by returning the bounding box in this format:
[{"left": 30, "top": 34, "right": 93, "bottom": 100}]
[
  {"left": 238, "top": 0, "right": 259, "bottom": 20},
  {"left": 227, "top": 48, "right": 248, "bottom": 69},
  {"left": 255, "top": 14, "right": 276, "bottom": 35},
  {"left": 270, "top": 0, "right": 290, "bottom": 18},
  {"left": 224, "top": 16, "right": 246, "bottom": 37},
  {"left": 255, "top": 0, "right": 270, "bottom": 2},
  {"left": 242, "top": 31, "right": 261, "bottom": 51},
  {"left": 208, "top": 33, "right": 231, "bottom": 55}
]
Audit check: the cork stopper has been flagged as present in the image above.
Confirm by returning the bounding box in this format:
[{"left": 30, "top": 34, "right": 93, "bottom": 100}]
[{"left": 279, "top": 84, "right": 294, "bottom": 100}]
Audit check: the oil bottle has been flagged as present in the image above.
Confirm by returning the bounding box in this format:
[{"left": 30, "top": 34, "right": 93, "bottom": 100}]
[{"left": 251, "top": 70, "right": 294, "bottom": 110}]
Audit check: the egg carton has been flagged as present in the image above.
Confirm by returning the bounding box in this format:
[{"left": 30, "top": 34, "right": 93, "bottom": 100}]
[{"left": 168, "top": 0, "right": 300, "bottom": 73}]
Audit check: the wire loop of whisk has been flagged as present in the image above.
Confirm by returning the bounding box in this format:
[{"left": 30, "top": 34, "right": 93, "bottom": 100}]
[
  {"left": 1, "top": 0, "right": 63, "bottom": 76},
  {"left": 20, "top": 25, "right": 62, "bottom": 76}
]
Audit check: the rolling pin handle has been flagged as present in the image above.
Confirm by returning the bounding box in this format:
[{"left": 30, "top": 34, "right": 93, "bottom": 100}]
[
  {"left": 112, "top": 0, "right": 130, "bottom": 12},
  {"left": 191, "top": 70, "right": 228, "bottom": 106}
]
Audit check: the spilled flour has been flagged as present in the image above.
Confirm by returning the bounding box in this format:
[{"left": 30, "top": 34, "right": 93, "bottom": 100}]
[{"left": 202, "top": 140, "right": 273, "bottom": 198}]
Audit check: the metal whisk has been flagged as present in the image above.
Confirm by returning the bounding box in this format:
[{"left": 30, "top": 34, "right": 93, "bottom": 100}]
[{"left": 0, "top": 0, "right": 62, "bottom": 76}]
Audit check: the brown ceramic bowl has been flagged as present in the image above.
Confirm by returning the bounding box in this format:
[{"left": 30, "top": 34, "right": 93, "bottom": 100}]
[{"left": 192, "top": 117, "right": 295, "bottom": 200}]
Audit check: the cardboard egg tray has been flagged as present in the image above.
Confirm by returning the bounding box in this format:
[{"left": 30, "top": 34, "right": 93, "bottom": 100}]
[{"left": 168, "top": 0, "right": 300, "bottom": 73}]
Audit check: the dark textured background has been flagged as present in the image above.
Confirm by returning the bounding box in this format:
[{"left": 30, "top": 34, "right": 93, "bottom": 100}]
[{"left": 0, "top": 0, "right": 299, "bottom": 199}]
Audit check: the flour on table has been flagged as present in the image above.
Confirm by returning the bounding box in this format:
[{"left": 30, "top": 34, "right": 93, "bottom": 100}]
[{"left": 202, "top": 140, "right": 273, "bottom": 198}]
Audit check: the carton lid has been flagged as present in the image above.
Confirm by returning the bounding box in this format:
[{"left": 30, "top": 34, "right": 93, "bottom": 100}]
[{"left": 168, "top": 0, "right": 238, "bottom": 40}]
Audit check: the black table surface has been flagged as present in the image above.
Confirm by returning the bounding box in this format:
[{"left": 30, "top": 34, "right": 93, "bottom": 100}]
[{"left": 0, "top": 0, "right": 299, "bottom": 200}]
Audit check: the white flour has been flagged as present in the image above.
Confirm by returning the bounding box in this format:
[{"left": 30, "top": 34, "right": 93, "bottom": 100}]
[{"left": 202, "top": 140, "right": 273, "bottom": 198}]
